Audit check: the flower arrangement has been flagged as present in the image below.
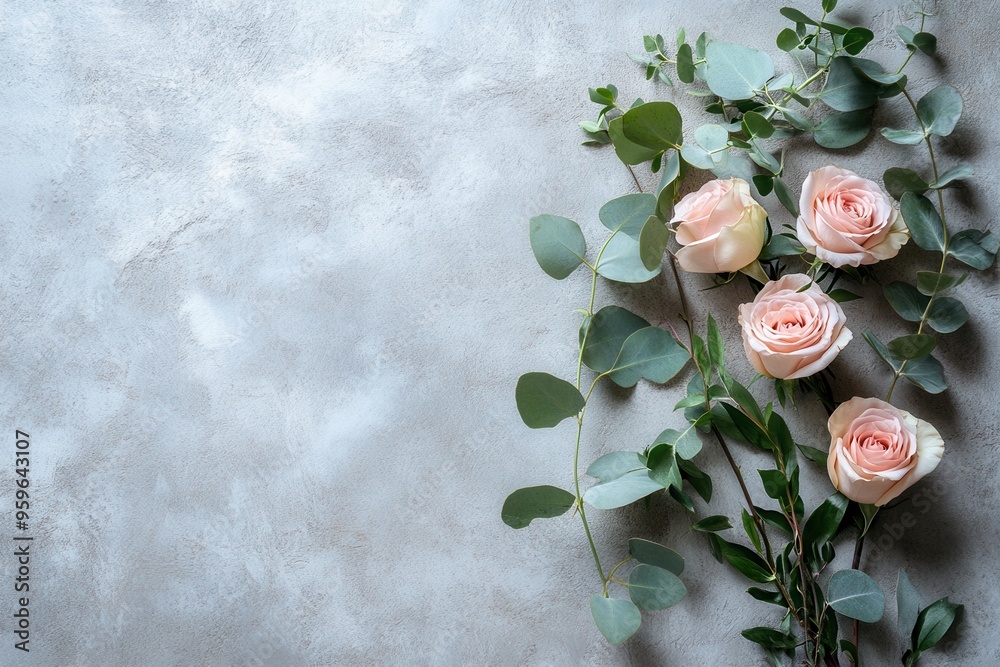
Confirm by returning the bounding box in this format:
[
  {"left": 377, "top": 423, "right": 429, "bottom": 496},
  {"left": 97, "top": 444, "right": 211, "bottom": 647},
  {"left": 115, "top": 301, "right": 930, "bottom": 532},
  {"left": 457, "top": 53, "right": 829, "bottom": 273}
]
[{"left": 502, "top": 2, "right": 994, "bottom": 665}]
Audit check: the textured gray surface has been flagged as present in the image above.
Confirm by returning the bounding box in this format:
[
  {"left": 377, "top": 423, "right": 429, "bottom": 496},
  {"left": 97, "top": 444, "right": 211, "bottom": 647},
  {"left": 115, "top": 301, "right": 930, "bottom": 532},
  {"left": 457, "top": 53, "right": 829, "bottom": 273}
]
[{"left": 1, "top": 0, "right": 997, "bottom": 665}]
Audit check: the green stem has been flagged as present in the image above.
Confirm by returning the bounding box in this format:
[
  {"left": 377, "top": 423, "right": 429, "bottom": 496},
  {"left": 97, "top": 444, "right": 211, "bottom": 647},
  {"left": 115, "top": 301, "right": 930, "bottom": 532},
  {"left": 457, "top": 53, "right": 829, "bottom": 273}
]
[{"left": 886, "top": 85, "right": 949, "bottom": 402}]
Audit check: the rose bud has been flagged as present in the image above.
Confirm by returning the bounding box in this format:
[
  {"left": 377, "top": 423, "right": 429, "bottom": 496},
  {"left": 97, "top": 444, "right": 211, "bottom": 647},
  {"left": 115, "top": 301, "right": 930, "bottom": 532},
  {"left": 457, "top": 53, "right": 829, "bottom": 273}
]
[
  {"left": 671, "top": 178, "right": 767, "bottom": 274},
  {"left": 737, "top": 273, "right": 852, "bottom": 380},
  {"left": 827, "top": 397, "right": 944, "bottom": 506}
]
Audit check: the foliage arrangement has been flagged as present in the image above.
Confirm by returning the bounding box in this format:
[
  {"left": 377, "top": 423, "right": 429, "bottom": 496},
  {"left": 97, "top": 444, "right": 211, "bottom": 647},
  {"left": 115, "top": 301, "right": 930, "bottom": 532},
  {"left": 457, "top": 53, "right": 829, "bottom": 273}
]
[{"left": 502, "top": 2, "right": 990, "bottom": 665}]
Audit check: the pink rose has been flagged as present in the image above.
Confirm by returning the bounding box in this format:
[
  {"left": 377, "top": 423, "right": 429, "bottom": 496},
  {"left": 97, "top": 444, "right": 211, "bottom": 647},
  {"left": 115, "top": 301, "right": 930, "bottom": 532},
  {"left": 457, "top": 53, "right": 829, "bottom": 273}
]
[
  {"left": 797, "top": 165, "right": 908, "bottom": 268},
  {"left": 671, "top": 178, "right": 766, "bottom": 274},
  {"left": 737, "top": 273, "right": 852, "bottom": 380},
  {"left": 827, "top": 397, "right": 944, "bottom": 506}
]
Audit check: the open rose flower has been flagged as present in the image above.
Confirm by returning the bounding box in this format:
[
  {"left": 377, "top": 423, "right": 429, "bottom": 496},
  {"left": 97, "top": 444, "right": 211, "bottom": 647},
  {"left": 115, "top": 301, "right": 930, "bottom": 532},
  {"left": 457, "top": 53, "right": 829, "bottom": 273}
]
[
  {"left": 827, "top": 397, "right": 944, "bottom": 506},
  {"left": 797, "top": 165, "right": 908, "bottom": 267},
  {"left": 737, "top": 273, "right": 852, "bottom": 380},
  {"left": 671, "top": 178, "right": 766, "bottom": 274}
]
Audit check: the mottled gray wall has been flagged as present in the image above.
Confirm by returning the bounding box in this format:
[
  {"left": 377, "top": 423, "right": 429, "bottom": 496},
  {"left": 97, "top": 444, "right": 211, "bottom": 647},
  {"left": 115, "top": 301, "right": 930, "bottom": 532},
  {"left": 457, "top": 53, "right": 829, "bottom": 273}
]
[{"left": 0, "top": 0, "right": 996, "bottom": 665}]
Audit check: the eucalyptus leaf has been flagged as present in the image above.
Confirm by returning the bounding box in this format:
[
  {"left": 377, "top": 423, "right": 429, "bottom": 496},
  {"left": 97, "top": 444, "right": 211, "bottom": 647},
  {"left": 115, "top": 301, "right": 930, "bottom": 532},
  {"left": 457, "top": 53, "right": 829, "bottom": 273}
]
[
  {"left": 587, "top": 451, "right": 645, "bottom": 483},
  {"left": 901, "top": 354, "right": 947, "bottom": 394},
  {"left": 883, "top": 281, "right": 928, "bottom": 322},
  {"left": 814, "top": 109, "right": 873, "bottom": 149},
  {"left": 900, "top": 192, "right": 945, "bottom": 251},
  {"left": 850, "top": 57, "right": 906, "bottom": 85},
  {"left": 652, "top": 424, "right": 703, "bottom": 460},
  {"left": 515, "top": 373, "right": 585, "bottom": 428},
  {"left": 600, "top": 193, "right": 658, "bottom": 238},
  {"left": 887, "top": 333, "right": 936, "bottom": 361},
  {"left": 681, "top": 143, "right": 715, "bottom": 170},
  {"left": 917, "top": 85, "right": 962, "bottom": 137},
  {"left": 621, "top": 101, "right": 684, "bottom": 150},
  {"left": 916, "top": 271, "right": 965, "bottom": 296},
  {"left": 928, "top": 297, "right": 969, "bottom": 334},
  {"left": 646, "top": 442, "right": 681, "bottom": 489},
  {"left": 597, "top": 233, "right": 662, "bottom": 283},
  {"left": 779, "top": 7, "right": 818, "bottom": 25},
  {"left": 703, "top": 41, "right": 775, "bottom": 100},
  {"left": 639, "top": 216, "right": 669, "bottom": 270},
  {"left": 695, "top": 123, "right": 730, "bottom": 151},
  {"left": 912, "top": 32, "right": 937, "bottom": 55},
  {"left": 608, "top": 327, "right": 689, "bottom": 388},
  {"left": 828, "top": 569, "right": 885, "bottom": 623},
  {"left": 529, "top": 215, "right": 587, "bottom": 279},
  {"left": 584, "top": 470, "right": 663, "bottom": 509},
  {"left": 501, "top": 485, "right": 576, "bottom": 528},
  {"left": 773, "top": 177, "right": 799, "bottom": 216},
  {"left": 743, "top": 111, "right": 774, "bottom": 139},
  {"left": 582, "top": 306, "right": 650, "bottom": 372},
  {"left": 590, "top": 596, "right": 642, "bottom": 644},
  {"left": 896, "top": 570, "right": 921, "bottom": 640},
  {"left": 776, "top": 28, "right": 800, "bottom": 52},
  {"left": 948, "top": 229, "right": 999, "bottom": 270},
  {"left": 608, "top": 116, "right": 660, "bottom": 165},
  {"left": 842, "top": 27, "right": 874, "bottom": 55},
  {"left": 628, "top": 564, "right": 687, "bottom": 611},
  {"left": 862, "top": 329, "right": 901, "bottom": 372},
  {"left": 932, "top": 162, "right": 974, "bottom": 189},
  {"left": 629, "top": 538, "right": 685, "bottom": 575},
  {"left": 881, "top": 128, "right": 925, "bottom": 145},
  {"left": 883, "top": 168, "right": 928, "bottom": 200},
  {"left": 676, "top": 42, "right": 695, "bottom": 83},
  {"left": 820, "top": 57, "right": 879, "bottom": 112}
]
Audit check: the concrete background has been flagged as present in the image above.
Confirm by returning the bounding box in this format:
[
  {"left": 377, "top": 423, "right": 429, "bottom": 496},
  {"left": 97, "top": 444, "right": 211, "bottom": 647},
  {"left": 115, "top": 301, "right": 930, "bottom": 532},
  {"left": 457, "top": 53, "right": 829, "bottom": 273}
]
[{"left": 1, "top": 0, "right": 996, "bottom": 664}]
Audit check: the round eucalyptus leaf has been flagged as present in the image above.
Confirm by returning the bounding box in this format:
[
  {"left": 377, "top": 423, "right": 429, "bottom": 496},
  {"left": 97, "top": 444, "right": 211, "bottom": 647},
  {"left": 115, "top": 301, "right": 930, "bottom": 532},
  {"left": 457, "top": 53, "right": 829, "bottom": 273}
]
[
  {"left": 901, "top": 354, "right": 947, "bottom": 394},
  {"left": 819, "top": 57, "right": 879, "bottom": 111},
  {"left": 599, "top": 193, "right": 657, "bottom": 239},
  {"left": 776, "top": 28, "right": 800, "bottom": 51},
  {"left": 912, "top": 31, "right": 937, "bottom": 56},
  {"left": 850, "top": 57, "right": 905, "bottom": 85},
  {"left": 596, "top": 233, "right": 662, "bottom": 283},
  {"left": 828, "top": 569, "right": 885, "bottom": 623},
  {"left": 628, "top": 564, "right": 687, "bottom": 611},
  {"left": 917, "top": 85, "right": 962, "bottom": 137},
  {"left": 887, "top": 334, "right": 936, "bottom": 361},
  {"left": 680, "top": 143, "right": 714, "bottom": 170},
  {"left": 842, "top": 27, "right": 874, "bottom": 55},
  {"left": 927, "top": 297, "right": 968, "bottom": 334},
  {"left": 932, "top": 162, "right": 973, "bottom": 189},
  {"left": 883, "top": 167, "right": 929, "bottom": 200},
  {"left": 742, "top": 111, "right": 774, "bottom": 139},
  {"left": 639, "top": 216, "right": 669, "bottom": 271},
  {"left": 676, "top": 42, "right": 695, "bottom": 83},
  {"left": 814, "top": 109, "right": 872, "bottom": 149},
  {"left": 581, "top": 306, "right": 650, "bottom": 373},
  {"left": 883, "top": 281, "right": 928, "bottom": 322},
  {"left": 608, "top": 116, "right": 660, "bottom": 165},
  {"left": 703, "top": 41, "right": 774, "bottom": 100},
  {"left": 515, "top": 372, "right": 585, "bottom": 428},
  {"left": 621, "top": 101, "right": 683, "bottom": 150},
  {"left": 586, "top": 451, "right": 645, "bottom": 483},
  {"left": 947, "top": 229, "right": 998, "bottom": 270},
  {"left": 881, "top": 128, "right": 925, "bottom": 145},
  {"left": 529, "top": 215, "right": 587, "bottom": 279},
  {"left": 501, "top": 485, "right": 576, "bottom": 529},
  {"left": 608, "top": 327, "right": 689, "bottom": 388},
  {"left": 628, "top": 538, "right": 684, "bottom": 575},
  {"left": 694, "top": 123, "right": 729, "bottom": 151},
  {"left": 589, "top": 595, "right": 642, "bottom": 644}
]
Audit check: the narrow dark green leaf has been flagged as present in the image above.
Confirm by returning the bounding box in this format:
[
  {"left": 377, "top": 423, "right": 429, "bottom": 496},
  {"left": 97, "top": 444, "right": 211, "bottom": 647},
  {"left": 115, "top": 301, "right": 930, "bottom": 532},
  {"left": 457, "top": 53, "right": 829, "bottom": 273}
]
[
  {"left": 501, "top": 486, "right": 576, "bottom": 528},
  {"left": 639, "top": 216, "right": 669, "bottom": 270},
  {"left": 862, "top": 329, "right": 902, "bottom": 371},
  {"left": 676, "top": 42, "right": 695, "bottom": 83},
  {"left": 647, "top": 442, "right": 681, "bottom": 490},
  {"left": 780, "top": 7, "right": 818, "bottom": 25},
  {"left": 828, "top": 289, "right": 861, "bottom": 303},
  {"left": 802, "top": 493, "right": 849, "bottom": 556},
  {"left": 798, "top": 444, "right": 829, "bottom": 468},
  {"left": 693, "top": 515, "right": 733, "bottom": 532},
  {"left": 742, "top": 508, "right": 762, "bottom": 552},
  {"left": 678, "top": 457, "right": 713, "bottom": 501},
  {"left": 515, "top": 373, "right": 585, "bottom": 428},
  {"left": 747, "top": 587, "right": 786, "bottom": 606},
  {"left": 708, "top": 534, "right": 774, "bottom": 583},
  {"left": 913, "top": 598, "right": 962, "bottom": 654},
  {"left": 773, "top": 176, "right": 799, "bottom": 216},
  {"left": 741, "top": 627, "right": 798, "bottom": 649}
]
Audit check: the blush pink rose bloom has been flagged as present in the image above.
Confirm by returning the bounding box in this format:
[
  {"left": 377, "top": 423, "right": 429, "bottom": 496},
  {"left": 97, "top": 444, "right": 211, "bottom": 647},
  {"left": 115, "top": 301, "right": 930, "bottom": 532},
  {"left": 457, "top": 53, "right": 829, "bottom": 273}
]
[
  {"left": 827, "top": 397, "right": 944, "bottom": 506},
  {"left": 737, "top": 273, "right": 852, "bottom": 380},
  {"left": 797, "top": 165, "right": 908, "bottom": 268},
  {"left": 671, "top": 178, "right": 766, "bottom": 274}
]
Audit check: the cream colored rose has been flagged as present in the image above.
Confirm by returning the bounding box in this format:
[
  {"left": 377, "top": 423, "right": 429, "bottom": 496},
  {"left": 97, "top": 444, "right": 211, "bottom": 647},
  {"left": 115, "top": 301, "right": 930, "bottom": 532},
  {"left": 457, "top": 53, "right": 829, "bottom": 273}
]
[
  {"left": 796, "top": 165, "right": 907, "bottom": 268},
  {"left": 737, "top": 273, "right": 852, "bottom": 380},
  {"left": 670, "top": 178, "right": 766, "bottom": 274},
  {"left": 827, "top": 397, "right": 944, "bottom": 506}
]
